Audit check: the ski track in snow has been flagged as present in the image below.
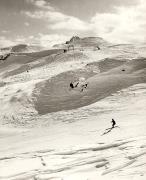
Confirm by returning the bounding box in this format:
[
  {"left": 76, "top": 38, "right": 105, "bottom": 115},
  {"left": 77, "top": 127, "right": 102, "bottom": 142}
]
[{"left": 0, "top": 137, "right": 146, "bottom": 180}]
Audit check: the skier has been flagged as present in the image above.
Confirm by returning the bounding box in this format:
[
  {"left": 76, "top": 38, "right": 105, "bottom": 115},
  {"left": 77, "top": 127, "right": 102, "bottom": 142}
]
[
  {"left": 79, "top": 77, "right": 88, "bottom": 92},
  {"left": 111, "top": 118, "right": 116, "bottom": 128},
  {"left": 81, "top": 82, "right": 88, "bottom": 92},
  {"left": 70, "top": 82, "right": 74, "bottom": 89}
]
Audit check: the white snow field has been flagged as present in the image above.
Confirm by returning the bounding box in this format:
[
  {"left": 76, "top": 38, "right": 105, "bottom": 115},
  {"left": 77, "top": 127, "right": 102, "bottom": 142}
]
[{"left": 0, "top": 40, "right": 146, "bottom": 180}]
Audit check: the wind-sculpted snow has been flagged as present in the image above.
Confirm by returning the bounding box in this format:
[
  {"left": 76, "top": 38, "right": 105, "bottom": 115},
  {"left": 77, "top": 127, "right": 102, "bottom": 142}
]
[
  {"left": 0, "top": 137, "right": 146, "bottom": 180},
  {"left": 33, "top": 58, "right": 146, "bottom": 114}
]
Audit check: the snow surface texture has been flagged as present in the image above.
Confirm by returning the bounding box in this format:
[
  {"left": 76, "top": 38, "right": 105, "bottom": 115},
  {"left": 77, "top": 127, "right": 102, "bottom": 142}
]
[{"left": 0, "top": 41, "right": 146, "bottom": 180}]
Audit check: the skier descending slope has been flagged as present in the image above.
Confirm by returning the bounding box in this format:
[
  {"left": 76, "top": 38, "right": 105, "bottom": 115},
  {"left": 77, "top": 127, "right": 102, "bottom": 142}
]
[
  {"left": 102, "top": 119, "right": 118, "bottom": 135},
  {"left": 111, "top": 118, "right": 116, "bottom": 128}
]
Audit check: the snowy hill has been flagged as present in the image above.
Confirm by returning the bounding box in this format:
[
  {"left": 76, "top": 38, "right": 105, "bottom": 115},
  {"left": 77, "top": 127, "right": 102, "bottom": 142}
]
[
  {"left": 53, "top": 36, "right": 109, "bottom": 49},
  {"left": 0, "top": 37, "right": 146, "bottom": 180},
  {"left": 0, "top": 44, "right": 46, "bottom": 55}
]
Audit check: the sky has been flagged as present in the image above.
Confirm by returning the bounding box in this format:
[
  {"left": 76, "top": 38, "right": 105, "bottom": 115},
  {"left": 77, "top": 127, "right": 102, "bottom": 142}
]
[{"left": 0, "top": 0, "right": 146, "bottom": 48}]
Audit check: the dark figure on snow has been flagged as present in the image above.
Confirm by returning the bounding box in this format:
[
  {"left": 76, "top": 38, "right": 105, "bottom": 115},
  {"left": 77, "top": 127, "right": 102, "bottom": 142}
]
[
  {"left": 74, "top": 82, "right": 79, "bottom": 87},
  {"left": 70, "top": 81, "right": 79, "bottom": 89},
  {"left": 81, "top": 83, "right": 88, "bottom": 92},
  {"left": 111, "top": 118, "right": 116, "bottom": 128},
  {"left": 70, "top": 82, "right": 74, "bottom": 89},
  {"left": 64, "top": 49, "right": 67, "bottom": 53},
  {"left": 97, "top": 46, "right": 100, "bottom": 50}
]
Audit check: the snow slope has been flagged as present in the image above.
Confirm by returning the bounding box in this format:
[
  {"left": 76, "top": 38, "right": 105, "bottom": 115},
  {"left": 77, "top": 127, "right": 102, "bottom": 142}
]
[
  {"left": 0, "top": 39, "right": 146, "bottom": 180},
  {"left": 0, "top": 83, "right": 146, "bottom": 180}
]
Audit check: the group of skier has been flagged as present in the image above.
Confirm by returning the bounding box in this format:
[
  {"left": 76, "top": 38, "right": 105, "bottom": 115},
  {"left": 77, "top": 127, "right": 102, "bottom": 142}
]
[{"left": 69, "top": 77, "right": 88, "bottom": 92}]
